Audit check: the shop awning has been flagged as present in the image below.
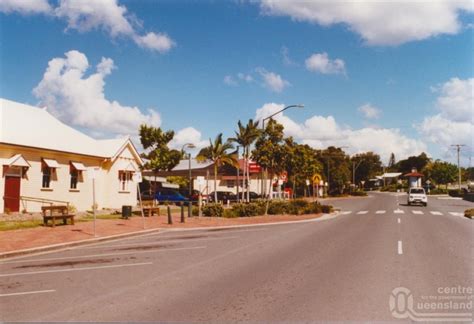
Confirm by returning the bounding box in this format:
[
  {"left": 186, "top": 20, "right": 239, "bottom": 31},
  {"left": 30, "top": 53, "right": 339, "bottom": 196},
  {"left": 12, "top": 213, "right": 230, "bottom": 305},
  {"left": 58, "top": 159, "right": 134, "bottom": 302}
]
[
  {"left": 2, "top": 154, "right": 30, "bottom": 167},
  {"left": 71, "top": 161, "right": 87, "bottom": 171},
  {"left": 43, "top": 158, "right": 60, "bottom": 168}
]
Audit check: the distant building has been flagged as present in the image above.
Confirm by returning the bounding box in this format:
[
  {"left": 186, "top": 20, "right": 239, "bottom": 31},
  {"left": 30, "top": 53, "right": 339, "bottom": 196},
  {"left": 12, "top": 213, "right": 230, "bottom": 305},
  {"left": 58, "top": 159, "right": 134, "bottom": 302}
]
[
  {"left": 0, "top": 98, "right": 142, "bottom": 213},
  {"left": 404, "top": 168, "right": 423, "bottom": 188}
]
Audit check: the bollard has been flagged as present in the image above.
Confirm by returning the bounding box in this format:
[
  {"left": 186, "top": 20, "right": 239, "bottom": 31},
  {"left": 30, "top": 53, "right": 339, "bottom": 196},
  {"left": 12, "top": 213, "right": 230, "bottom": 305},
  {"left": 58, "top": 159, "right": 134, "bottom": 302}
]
[
  {"left": 180, "top": 203, "right": 185, "bottom": 223},
  {"left": 188, "top": 202, "right": 192, "bottom": 218},
  {"left": 167, "top": 205, "right": 173, "bottom": 225}
]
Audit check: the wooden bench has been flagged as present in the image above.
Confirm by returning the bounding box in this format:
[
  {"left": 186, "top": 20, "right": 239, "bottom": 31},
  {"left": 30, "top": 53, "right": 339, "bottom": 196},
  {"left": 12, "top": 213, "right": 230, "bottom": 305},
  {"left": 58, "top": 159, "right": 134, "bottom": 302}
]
[
  {"left": 141, "top": 201, "right": 160, "bottom": 217},
  {"left": 42, "top": 205, "right": 75, "bottom": 227}
]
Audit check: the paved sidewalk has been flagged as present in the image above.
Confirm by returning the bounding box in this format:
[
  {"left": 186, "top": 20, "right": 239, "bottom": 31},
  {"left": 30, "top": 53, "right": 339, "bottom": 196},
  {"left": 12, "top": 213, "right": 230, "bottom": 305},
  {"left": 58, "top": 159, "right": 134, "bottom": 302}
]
[{"left": 0, "top": 213, "right": 323, "bottom": 255}]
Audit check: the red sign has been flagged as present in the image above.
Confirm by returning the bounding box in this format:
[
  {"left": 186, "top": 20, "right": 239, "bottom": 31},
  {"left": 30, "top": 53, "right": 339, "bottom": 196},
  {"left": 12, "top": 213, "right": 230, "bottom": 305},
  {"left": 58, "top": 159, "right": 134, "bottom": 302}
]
[{"left": 248, "top": 162, "right": 262, "bottom": 173}]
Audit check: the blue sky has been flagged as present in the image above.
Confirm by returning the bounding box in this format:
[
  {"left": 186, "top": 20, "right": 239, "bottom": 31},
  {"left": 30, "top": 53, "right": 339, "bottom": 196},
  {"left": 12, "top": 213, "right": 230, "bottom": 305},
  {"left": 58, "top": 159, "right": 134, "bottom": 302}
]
[{"left": 0, "top": 0, "right": 472, "bottom": 165}]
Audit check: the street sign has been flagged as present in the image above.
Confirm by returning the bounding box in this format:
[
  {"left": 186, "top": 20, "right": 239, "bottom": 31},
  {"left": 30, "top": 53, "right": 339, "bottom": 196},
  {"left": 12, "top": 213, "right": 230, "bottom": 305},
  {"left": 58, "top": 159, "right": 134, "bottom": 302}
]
[
  {"left": 87, "top": 167, "right": 99, "bottom": 180},
  {"left": 279, "top": 171, "right": 288, "bottom": 182},
  {"left": 196, "top": 176, "right": 206, "bottom": 186},
  {"left": 312, "top": 173, "right": 322, "bottom": 185},
  {"left": 305, "top": 179, "right": 310, "bottom": 186}
]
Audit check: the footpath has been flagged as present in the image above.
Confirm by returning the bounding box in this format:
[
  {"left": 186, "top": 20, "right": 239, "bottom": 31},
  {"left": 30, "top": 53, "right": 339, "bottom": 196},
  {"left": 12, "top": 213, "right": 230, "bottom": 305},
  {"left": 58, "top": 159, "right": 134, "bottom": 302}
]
[{"left": 0, "top": 213, "right": 325, "bottom": 258}]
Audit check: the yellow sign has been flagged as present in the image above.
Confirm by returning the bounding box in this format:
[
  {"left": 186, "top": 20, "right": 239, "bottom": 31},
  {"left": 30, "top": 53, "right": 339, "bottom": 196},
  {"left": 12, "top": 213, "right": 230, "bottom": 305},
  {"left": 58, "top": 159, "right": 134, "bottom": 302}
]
[{"left": 312, "top": 174, "right": 322, "bottom": 185}]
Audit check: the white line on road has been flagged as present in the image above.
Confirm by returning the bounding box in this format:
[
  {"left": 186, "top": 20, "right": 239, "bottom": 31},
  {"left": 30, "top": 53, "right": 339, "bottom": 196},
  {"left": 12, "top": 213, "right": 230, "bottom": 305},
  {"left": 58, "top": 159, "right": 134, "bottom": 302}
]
[
  {"left": 356, "top": 211, "right": 368, "bottom": 215},
  {"left": 397, "top": 218, "right": 401, "bottom": 224},
  {"left": 398, "top": 241, "right": 403, "bottom": 255},
  {"left": 438, "top": 197, "right": 462, "bottom": 200},
  {"left": 375, "top": 210, "right": 386, "bottom": 214},
  {"left": 430, "top": 211, "right": 443, "bottom": 215},
  {"left": 394, "top": 209, "right": 404, "bottom": 214},
  {"left": 0, "top": 289, "right": 56, "bottom": 297},
  {"left": 449, "top": 212, "right": 464, "bottom": 217},
  {"left": 340, "top": 211, "right": 352, "bottom": 215},
  {"left": 412, "top": 210, "right": 424, "bottom": 215},
  {"left": 0, "top": 246, "right": 206, "bottom": 265},
  {"left": 0, "top": 262, "right": 153, "bottom": 278}
]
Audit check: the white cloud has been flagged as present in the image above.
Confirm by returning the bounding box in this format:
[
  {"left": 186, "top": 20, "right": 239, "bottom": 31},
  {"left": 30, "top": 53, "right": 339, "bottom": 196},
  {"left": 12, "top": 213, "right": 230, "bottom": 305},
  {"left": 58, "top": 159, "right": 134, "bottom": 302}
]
[
  {"left": 134, "top": 32, "right": 176, "bottom": 53},
  {"left": 281, "top": 46, "right": 297, "bottom": 66},
  {"left": 420, "top": 77, "right": 473, "bottom": 151},
  {"left": 259, "top": 0, "right": 473, "bottom": 46},
  {"left": 0, "top": 0, "right": 52, "bottom": 14},
  {"left": 237, "top": 72, "right": 253, "bottom": 83},
  {"left": 256, "top": 68, "right": 290, "bottom": 93},
  {"left": 33, "top": 50, "right": 161, "bottom": 136},
  {"left": 305, "top": 52, "right": 346, "bottom": 75},
  {"left": 1, "top": 0, "right": 175, "bottom": 53},
  {"left": 169, "top": 127, "right": 208, "bottom": 154},
  {"left": 224, "top": 75, "right": 238, "bottom": 86},
  {"left": 358, "top": 103, "right": 381, "bottom": 119},
  {"left": 255, "top": 103, "right": 426, "bottom": 162}
]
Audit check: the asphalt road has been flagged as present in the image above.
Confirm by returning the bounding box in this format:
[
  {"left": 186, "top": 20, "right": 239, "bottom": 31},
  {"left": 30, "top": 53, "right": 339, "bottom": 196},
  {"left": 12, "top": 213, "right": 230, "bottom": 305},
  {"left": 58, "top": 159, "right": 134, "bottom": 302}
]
[{"left": 1, "top": 192, "right": 472, "bottom": 322}]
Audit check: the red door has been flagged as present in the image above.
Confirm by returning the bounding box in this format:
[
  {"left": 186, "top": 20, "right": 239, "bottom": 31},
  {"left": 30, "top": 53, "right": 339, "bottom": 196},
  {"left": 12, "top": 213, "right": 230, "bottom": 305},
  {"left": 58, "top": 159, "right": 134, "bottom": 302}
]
[{"left": 4, "top": 176, "right": 21, "bottom": 212}]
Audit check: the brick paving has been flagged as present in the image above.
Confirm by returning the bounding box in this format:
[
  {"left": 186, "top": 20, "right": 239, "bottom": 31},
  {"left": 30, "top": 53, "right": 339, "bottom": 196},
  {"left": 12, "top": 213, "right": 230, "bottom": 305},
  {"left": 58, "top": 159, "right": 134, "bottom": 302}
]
[{"left": 0, "top": 212, "right": 323, "bottom": 253}]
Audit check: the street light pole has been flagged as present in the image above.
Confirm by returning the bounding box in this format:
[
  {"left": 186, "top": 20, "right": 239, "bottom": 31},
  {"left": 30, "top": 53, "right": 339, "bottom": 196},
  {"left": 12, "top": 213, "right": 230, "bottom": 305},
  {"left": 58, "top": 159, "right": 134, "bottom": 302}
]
[
  {"left": 451, "top": 144, "right": 466, "bottom": 190},
  {"left": 181, "top": 143, "right": 196, "bottom": 197}
]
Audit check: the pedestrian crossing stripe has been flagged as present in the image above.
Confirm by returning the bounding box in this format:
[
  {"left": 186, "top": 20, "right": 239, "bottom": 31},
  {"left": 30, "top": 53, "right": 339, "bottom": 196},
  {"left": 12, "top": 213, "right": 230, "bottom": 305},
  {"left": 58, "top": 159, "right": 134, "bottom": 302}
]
[
  {"left": 375, "top": 210, "right": 386, "bottom": 214},
  {"left": 412, "top": 210, "right": 424, "bottom": 215},
  {"left": 430, "top": 211, "right": 443, "bottom": 215},
  {"left": 394, "top": 209, "right": 404, "bottom": 214},
  {"left": 357, "top": 211, "right": 368, "bottom": 214},
  {"left": 449, "top": 212, "right": 464, "bottom": 217},
  {"left": 341, "top": 211, "right": 352, "bottom": 215}
]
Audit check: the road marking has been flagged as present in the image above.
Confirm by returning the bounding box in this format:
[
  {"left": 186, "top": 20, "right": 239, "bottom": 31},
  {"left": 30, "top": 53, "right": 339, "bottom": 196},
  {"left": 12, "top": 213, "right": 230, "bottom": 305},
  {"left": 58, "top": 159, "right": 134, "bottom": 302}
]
[
  {"left": 356, "top": 211, "right": 368, "bottom": 215},
  {"left": 340, "top": 211, "right": 352, "bottom": 215},
  {"left": 449, "top": 212, "right": 464, "bottom": 217},
  {"left": 412, "top": 210, "right": 424, "bottom": 215},
  {"left": 0, "top": 262, "right": 153, "bottom": 278},
  {"left": 438, "top": 197, "right": 462, "bottom": 200},
  {"left": 394, "top": 209, "right": 404, "bottom": 214},
  {"left": 0, "top": 246, "right": 206, "bottom": 265},
  {"left": 398, "top": 241, "right": 403, "bottom": 255},
  {"left": 375, "top": 210, "right": 386, "bottom": 214},
  {"left": 430, "top": 211, "right": 443, "bottom": 215},
  {"left": 0, "top": 289, "right": 55, "bottom": 297},
  {"left": 397, "top": 218, "right": 401, "bottom": 224}
]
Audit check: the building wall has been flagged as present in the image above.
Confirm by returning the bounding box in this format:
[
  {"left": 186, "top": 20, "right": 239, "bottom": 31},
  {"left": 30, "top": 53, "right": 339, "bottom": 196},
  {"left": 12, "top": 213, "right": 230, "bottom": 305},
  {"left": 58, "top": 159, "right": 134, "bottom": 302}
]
[
  {"left": 193, "top": 174, "right": 271, "bottom": 196},
  {"left": 1, "top": 144, "right": 139, "bottom": 213}
]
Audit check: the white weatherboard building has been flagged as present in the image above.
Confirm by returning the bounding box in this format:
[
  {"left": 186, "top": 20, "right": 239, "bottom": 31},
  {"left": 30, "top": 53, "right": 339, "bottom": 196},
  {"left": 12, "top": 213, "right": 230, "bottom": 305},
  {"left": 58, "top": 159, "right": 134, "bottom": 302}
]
[{"left": 0, "top": 98, "right": 142, "bottom": 213}]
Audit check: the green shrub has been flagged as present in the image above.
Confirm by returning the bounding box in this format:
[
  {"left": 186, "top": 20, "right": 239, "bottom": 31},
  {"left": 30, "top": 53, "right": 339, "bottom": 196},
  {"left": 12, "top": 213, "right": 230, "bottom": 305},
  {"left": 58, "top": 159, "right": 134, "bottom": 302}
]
[
  {"left": 321, "top": 204, "right": 333, "bottom": 213},
  {"left": 267, "top": 201, "right": 290, "bottom": 215},
  {"left": 351, "top": 191, "right": 367, "bottom": 196},
  {"left": 428, "top": 188, "right": 448, "bottom": 195},
  {"left": 192, "top": 206, "right": 199, "bottom": 216},
  {"left": 231, "top": 203, "right": 265, "bottom": 217},
  {"left": 202, "top": 203, "right": 224, "bottom": 217},
  {"left": 464, "top": 209, "right": 474, "bottom": 219},
  {"left": 223, "top": 209, "right": 238, "bottom": 218},
  {"left": 448, "top": 189, "right": 464, "bottom": 197}
]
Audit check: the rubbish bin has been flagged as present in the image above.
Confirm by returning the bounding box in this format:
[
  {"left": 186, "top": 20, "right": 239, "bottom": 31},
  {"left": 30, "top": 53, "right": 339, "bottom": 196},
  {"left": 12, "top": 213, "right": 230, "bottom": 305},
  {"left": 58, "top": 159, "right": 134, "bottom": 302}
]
[{"left": 122, "top": 205, "right": 132, "bottom": 219}]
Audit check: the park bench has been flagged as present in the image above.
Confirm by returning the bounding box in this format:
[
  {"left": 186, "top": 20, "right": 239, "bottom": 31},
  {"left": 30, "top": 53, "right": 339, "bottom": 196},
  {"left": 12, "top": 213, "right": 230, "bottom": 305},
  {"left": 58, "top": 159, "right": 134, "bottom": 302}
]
[
  {"left": 142, "top": 201, "right": 160, "bottom": 217},
  {"left": 42, "top": 205, "right": 75, "bottom": 227}
]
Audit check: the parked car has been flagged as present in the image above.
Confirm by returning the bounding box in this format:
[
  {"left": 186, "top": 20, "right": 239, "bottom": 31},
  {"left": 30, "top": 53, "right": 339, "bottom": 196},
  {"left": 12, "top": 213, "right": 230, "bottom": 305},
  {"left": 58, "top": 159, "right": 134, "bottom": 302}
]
[
  {"left": 178, "top": 189, "right": 208, "bottom": 204},
  {"left": 208, "top": 191, "right": 237, "bottom": 203},
  {"left": 237, "top": 191, "right": 262, "bottom": 201},
  {"left": 154, "top": 188, "right": 189, "bottom": 204},
  {"left": 407, "top": 187, "right": 427, "bottom": 206}
]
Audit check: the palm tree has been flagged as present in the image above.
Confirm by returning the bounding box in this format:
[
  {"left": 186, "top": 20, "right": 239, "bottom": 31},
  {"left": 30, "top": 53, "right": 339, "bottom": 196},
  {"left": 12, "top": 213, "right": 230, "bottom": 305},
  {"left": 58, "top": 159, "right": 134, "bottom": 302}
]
[
  {"left": 230, "top": 119, "right": 260, "bottom": 202},
  {"left": 197, "top": 133, "right": 238, "bottom": 203}
]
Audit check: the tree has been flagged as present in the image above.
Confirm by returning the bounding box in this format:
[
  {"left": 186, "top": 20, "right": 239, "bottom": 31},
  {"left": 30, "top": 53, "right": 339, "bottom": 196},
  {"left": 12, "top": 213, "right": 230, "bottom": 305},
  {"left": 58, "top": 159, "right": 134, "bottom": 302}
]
[
  {"left": 252, "top": 119, "right": 286, "bottom": 198},
  {"left": 139, "top": 125, "right": 181, "bottom": 192},
  {"left": 388, "top": 153, "right": 396, "bottom": 170},
  {"left": 425, "top": 160, "right": 458, "bottom": 189},
  {"left": 230, "top": 119, "right": 260, "bottom": 202},
  {"left": 316, "top": 146, "right": 351, "bottom": 195},
  {"left": 197, "top": 133, "right": 238, "bottom": 203},
  {"left": 351, "top": 152, "right": 383, "bottom": 185},
  {"left": 394, "top": 152, "right": 431, "bottom": 174},
  {"left": 283, "top": 138, "right": 322, "bottom": 197}
]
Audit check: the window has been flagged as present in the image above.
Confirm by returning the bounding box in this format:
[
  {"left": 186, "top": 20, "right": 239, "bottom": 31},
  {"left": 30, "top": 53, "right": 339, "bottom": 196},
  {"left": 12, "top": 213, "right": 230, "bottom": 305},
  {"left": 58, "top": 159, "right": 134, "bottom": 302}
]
[
  {"left": 70, "top": 169, "right": 78, "bottom": 189},
  {"left": 42, "top": 165, "right": 51, "bottom": 188},
  {"left": 119, "top": 171, "right": 132, "bottom": 191}
]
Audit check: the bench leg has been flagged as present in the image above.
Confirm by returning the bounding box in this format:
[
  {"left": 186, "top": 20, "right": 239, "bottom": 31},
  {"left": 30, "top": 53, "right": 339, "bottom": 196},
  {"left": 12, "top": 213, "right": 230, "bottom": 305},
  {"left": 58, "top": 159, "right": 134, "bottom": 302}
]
[
  {"left": 63, "top": 218, "right": 67, "bottom": 225},
  {"left": 52, "top": 217, "right": 55, "bottom": 227},
  {"left": 71, "top": 217, "right": 74, "bottom": 225}
]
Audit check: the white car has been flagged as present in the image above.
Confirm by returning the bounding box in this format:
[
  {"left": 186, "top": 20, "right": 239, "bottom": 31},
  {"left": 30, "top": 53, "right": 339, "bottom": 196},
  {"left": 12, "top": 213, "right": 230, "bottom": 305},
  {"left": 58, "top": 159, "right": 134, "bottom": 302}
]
[{"left": 408, "top": 187, "right": 428, "bottom": 206}]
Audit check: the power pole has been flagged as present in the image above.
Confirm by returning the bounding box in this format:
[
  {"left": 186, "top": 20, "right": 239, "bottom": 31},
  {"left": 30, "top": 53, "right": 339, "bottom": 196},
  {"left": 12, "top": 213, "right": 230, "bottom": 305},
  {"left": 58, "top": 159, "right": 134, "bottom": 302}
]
[{"left": 451, "top": 144, "right": 466, "bottom": 190}]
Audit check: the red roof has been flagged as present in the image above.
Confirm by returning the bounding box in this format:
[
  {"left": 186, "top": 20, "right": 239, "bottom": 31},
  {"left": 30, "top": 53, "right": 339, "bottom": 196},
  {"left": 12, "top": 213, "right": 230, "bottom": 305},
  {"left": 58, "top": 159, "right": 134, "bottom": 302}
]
[{"left": 404, "top": 172, "right": 424, "bottom": 177}]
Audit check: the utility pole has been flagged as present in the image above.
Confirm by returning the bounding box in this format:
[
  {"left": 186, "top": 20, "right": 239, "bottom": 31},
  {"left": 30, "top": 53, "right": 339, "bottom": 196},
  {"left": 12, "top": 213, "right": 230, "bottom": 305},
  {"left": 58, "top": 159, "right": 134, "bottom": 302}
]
[
  {"left": 352, "top": 159, "right": 364, "bottom": 189},
  {"left": 451, "top": 144, "right": 466, "bottom": 190}
]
